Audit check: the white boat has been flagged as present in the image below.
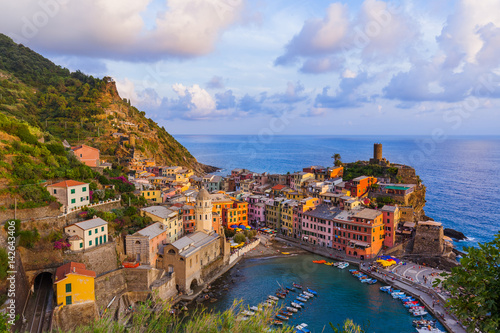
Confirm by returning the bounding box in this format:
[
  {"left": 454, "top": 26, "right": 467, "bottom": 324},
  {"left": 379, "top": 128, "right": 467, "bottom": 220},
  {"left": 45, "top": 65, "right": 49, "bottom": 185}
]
[
  {"left": 290, "top": 302, "right": 302, "bottom": 309},
  {"left": 268, "top": 295, "right": 279, "bottom": 301},
  {"left": 297, "top": 296, "right": 308, "bottom": 302},
  {"left": 361, "top": 278, "right": 373, "bottom": 283},
  {"left": 241, "top": 310, "right": 255, "bottom": 316},
  {"left": 412, "top": 310, "right": 428, "bottom": 316},
  {"left": 416, "top": 327, "right": 445, "bottom": 333},
  {"left": 298, "top": 294, "right": 310, "bottom": 299},
  {"left": 337, "top": 262, "right": 349, "bottom": 269},
  {"left": 303, "top": 291, "right": 314, "bottom": 297},
  {"left": 391, "top": 291, "right": 404, "bottom": 297},
  {"left": 286, "top": 306, "right": 298, "bottom": 313},
  {"left": 250, "top": 306, "right": 261, "bottom": 312},
  {"left": 295, "top": 323, "right": 311, "bottom": 333}
]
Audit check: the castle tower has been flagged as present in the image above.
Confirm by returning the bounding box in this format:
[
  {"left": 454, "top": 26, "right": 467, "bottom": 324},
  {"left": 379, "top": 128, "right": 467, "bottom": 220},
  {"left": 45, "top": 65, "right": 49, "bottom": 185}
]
[
  {"left": 373, "top": 143, "right": 382, "bottom": 161},
  {"left": 195, "top": 188, "right": 213, "bottom": 232}
]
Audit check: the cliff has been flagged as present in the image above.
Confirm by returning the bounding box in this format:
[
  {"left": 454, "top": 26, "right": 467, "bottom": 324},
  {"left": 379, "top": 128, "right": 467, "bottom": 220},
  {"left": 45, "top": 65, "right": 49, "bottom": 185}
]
[{"left": 0, "top": 33, "right": 214, "bottom": 175}]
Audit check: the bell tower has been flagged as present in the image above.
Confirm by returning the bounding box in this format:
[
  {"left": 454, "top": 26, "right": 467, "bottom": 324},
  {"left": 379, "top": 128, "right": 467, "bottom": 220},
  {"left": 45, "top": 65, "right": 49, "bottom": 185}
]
[{"left": 195, "top": 188, "right": 213, "bottom": 232}]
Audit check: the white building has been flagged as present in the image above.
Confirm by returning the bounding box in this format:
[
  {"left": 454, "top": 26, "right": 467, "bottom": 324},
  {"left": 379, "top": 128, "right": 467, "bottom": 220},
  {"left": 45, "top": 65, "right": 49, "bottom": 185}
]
[
  {"left": 141, "top": 206, "right": 183, "bottom": 242},
  {"left": 47, "top": 180, "right": 90, "bottom": 212},
  {"left": 64, "top": 217, "right": 108, "bottom": 251}
]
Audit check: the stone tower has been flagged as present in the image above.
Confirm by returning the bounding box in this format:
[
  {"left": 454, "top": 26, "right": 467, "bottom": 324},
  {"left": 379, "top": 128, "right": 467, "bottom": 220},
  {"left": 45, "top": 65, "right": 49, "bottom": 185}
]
[
  {"left": 195, "top": 188, "right": 213, "bottom": 232},
  {"left": 374, "top": 143, "right": 382, "bottom": 161}
]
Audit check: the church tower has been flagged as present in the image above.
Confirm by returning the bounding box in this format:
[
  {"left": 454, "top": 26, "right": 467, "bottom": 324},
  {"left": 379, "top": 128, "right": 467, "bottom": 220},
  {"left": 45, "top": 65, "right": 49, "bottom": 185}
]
[{"left": 195, "top": 188, "right": 213, "bottom": 232}]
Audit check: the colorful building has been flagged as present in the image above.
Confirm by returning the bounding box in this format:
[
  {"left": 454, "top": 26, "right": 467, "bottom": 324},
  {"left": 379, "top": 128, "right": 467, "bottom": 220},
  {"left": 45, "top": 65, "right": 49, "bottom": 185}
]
[
  {"left": 125, "top": 222, "right": 168, "bottom": 266},
  {"left": 280, "top": 200, "right": 297, "bottom": 237},
  {"left": 141, "top": 189, "right": 162, "bottom": 203},
  {"left": 345, "top": 176, "right": 377, "bottom": 197},
  {"left": 342, "top": 209, "right": 384, "bottom": 260},
  {"left": 302, "top": 204, "right": 339, "bottom": 247},
  {"left": 64, "top": 217, "right": 108, "bottom": 251},
  {"left": 71, "top": 144, "right": 100, "bottom": 167},
  {"left": 141, "top": 206, "right": 183, "bottom": 242},
  {"left": 47, "top": 180, "right": 90, "bottom": 212},
  {"left": 54, "top": 262, "right": 96, "bottom": 307},
  {"left": 381, "top": 205, "right": 400, "bottom": 248}
]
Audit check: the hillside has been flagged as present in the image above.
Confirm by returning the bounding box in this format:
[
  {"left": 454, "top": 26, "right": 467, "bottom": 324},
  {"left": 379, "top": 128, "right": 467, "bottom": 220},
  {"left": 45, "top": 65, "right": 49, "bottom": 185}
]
[{"left": 0, "top": 33, "right": 214, "bottom": 174}]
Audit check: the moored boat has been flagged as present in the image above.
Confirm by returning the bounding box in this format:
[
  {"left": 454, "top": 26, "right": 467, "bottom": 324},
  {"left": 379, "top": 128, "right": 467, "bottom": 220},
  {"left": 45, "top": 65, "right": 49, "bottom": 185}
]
[
  {"left": 273, "top": 320, "right": 283, "bottom": 326},
  {"left": 290, "top": 302, "right": 302, "bottom": 309},
  {"left": 412, "top": 310, "right": 428, "bottom": 316},
  {"left": 413, "top": 319, "right": 436, "bottom": 328},
  {"left": 306, "top": 288, "right": 318, "bottom": 295},
  {"left": 367, "top": 279, "right": 377, "bottom": 284},
  {"left": 293, "top": 283, "right": 303, "bottom": 289},
  {"left": 286, "top": 286, "right": 296, "bottom": 292},
  {"left": 297, "top": 296, "right": 307, "bottom": 302},
  {"left": 294, "top": 300, "right": 305, "bottom": 306},
  {"left": 268, "top": 295, "right": 279, "bottom": 301},
  {"left": 276, "top": 314, "right": 289, "bottom": 321},
  {"left": 241, "top": 310, "right": 255, "bottom": 316},
  {"left": 416, "top": 327, "right": 444, "bottom": 333},
  {"left": 298, "top": 294, "right": 310, "bottom": 299},
  {"left": 286, "top": 306, "right": 298, "bottom": 313},
  {"left": 303, "top": 291, "right": 314, "bottom": 297},
  {"left": 295, "top": 323, "right": 311, "bottom": 333},
  {"left": 337, "top": 262, "right": 349, "bottom": 269},
  {"left": 250, "top": 306, "right": 261, "bottom": 312}
]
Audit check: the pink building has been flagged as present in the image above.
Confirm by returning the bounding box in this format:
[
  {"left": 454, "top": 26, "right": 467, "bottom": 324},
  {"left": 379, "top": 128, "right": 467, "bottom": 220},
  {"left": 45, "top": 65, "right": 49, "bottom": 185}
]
[
  {"left": 125, "top": 222, "right": 168, "bottom": 266},
  {"left": 246, "top": 195, "right": 266, "bottom": 227},
  {"left": 71, "top": 144, "right": 100, "bottom": 167},
  {"left": 381, "top": 205, "right": 399, "bottom": 248},
  {"left": 301, "top": 204, "right": 339, "bottom": 248}
]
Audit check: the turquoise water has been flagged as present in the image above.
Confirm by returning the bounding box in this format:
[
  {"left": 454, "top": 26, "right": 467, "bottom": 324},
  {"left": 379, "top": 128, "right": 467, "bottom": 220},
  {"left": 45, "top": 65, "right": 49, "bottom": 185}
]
[
  {"left": 202, "top": 254, "right": 446, "bottom": 333},
  {"left": 177, "top": 135, "right": 500, "bottom": 250}
]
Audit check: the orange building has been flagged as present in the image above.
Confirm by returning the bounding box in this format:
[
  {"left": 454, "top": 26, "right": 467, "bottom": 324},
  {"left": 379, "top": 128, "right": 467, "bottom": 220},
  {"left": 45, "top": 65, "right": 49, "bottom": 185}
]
[
  {"left": 210, "top": 193, "right": 248, "bottom": 228},
  {"left": 345, "top": 209, "right": 384, "bottom": 260},
  {"left": 346, "top": 176, "right": 377, "bottom": 197},
  {"left": 327, "top": 166, "right": 344, "bottom": 179},
  {"left": 71, "top": 144, "right": 100, "bottom": 167}
]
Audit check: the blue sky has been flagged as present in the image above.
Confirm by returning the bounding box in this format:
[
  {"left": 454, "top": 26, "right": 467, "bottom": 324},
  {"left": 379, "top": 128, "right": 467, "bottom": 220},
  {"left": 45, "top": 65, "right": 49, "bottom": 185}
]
[{"left": 2, "top": 0, "right": 500, "bottom": 135}]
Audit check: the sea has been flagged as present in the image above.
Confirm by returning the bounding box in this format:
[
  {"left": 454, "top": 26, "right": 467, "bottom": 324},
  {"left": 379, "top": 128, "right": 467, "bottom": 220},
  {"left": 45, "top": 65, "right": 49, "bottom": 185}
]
[
  {"left": 176, "top": 135, "right": 500, "bottom": 332},
  {"left": 177, "top": 135, "right": 500, "bottom": 249}
]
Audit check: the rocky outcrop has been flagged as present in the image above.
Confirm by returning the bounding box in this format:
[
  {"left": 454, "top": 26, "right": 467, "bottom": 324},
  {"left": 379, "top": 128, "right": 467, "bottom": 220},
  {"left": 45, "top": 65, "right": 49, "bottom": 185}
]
[{"left": 444, "top": 228, "right": 466, "bottom": 241}]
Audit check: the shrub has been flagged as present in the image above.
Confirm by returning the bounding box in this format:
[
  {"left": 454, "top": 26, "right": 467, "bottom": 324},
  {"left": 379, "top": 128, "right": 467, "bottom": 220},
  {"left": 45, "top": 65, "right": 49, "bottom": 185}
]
[
  {"left": 19, "top": 228, "right": 40, "bottom": 248},
  {"left": 233, "top": 233, "right": 246, "bottom": 244},
  {"left": 3, "top": 219, "right": 20, "bottom": 237},
  {"left": 0, "top": 247, "right": 8, "bottom": 280}
]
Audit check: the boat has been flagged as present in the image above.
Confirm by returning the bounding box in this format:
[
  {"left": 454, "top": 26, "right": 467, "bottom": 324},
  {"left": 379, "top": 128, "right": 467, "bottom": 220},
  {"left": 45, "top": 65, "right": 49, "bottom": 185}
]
[
  {"left": 286, "top": 306, "right": 298, "bottom": 313},
  {"left": 361, "top": 278, "right": 373, "bottom": 284},
  {"left": 276, "top": 314, "right": 289, "bottom": 321},
  {"left": 349, "top": 269, "right": 358, "bottom": 273},
  {"left": 404, "top": 301, "right": 420, "bottom": 307},
  {"left": 298, "top": 294, "right": 310, "bottom": 299},
  {"left": 312, "top": 260, "right": 326, "bottom": 264},
  {"left": 303, "top": 291, "right": 314, "bottom": 297},
  {"left": 241, "top": 310, "right": 255, "bottom": 316},
  {"left": 393, "top": 293, "right": 406, "bottom": 299},
  {"left": 290, "top": 302, "right": 302, "bottom": 309},
  {"left": 324, "top": 262, "right": 335, "bottom": 266},
  {"left": 307, "top": 288, "right": 318, "bottom": 295},
  {"left": 293, "top": 283, "right": 303, "bottom": 289},
  {"left": 367, "top": 279, "right": 377, "bottom": 285},
  {"left": 268, "top": 295, "right": 279, "bottom": 301},
  {"left": 250, "top": 306, "right": 261, "bottom": 312},
  {"left": 412, "top": 310, "right": 428, "bottom": 316},
  {"left": 282, "top": 252, "right": 290, "bottom": 255},
  {"left": 276, "top": 293, "right": 286, "bottom": 299},
  {"left": 409, "top": 306, "right": 425, "bottom": 312},
  {"left": 413, "top": 319, "right": 436, "bottom": 328},
  {"left": 380, "top": 286, "right": 391, "bottom": 292},
  {"left": 338, "top": 262, "right": 349, "bottom": 269},
  {"left": 295, "top": 323, "right": 311, "bottom": 333},
  {"left": 273, "top": 320, "right": 283, "bottom": 326},
  {"left": 297, "top": 297, "right": 308, "bottom": 302},
  {"left": 416, "top": 327, "right": 445, "bottom": 333},
  {"left": 286, "top": 286, "right": 296, "bottom": 292},
  {"left": 391, "top": 291, "right": 404, "bottom": 297},
  {"left": 294, "top": 300, "right": 305, "bottom": 306}
]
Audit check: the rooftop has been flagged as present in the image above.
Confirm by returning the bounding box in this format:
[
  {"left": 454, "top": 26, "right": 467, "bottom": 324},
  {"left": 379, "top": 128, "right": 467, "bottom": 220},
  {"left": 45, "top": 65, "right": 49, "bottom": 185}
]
[
  {"left": 48, "top": 180, "right": 87, "bottom": 188},
  {"left": 419, "top": 221, "right": 442, "bottom": 227},
  {"left": 353, "top": 209, "right": 382, "bottom": 221},
  {"left": 67, "top": 217, "right": 107, "bottom": 230},
  {"left": 171, "top": 231, "right": 220, "bottom": 257},
  {"left": 304, "top": 204, "right": 340, "bottom": 220},
  {"left": 141, "top": 206, "right": 176, "bottom": 219},
  {"left": 135, "top": 222, "right": 167, "bottom": 240},
  {"left": 55, "top": 262, "right": 96, "bottom": 283}
]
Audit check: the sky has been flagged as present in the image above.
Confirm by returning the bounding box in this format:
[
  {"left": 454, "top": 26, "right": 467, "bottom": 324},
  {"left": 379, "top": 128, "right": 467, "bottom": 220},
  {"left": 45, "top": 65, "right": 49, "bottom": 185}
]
[{"left": 2, "top": 0, "right": 500, "bottom": 135}]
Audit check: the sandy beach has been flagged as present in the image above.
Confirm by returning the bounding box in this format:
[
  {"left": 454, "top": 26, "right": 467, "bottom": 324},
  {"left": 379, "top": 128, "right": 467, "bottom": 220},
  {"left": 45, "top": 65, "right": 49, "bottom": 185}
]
[{"left": 242, "top": 234, "right": 309, "bottom": 259}]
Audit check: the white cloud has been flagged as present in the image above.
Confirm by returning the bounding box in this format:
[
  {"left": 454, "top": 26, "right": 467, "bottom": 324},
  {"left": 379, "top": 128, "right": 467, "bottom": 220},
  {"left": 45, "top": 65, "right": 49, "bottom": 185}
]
[{"left": 0, "top": 0, "right": 244, "bottom": 60}]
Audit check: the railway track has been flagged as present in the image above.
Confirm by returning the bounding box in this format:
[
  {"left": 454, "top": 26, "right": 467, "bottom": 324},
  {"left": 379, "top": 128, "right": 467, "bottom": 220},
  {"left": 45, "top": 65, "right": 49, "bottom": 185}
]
[{"left": 28, "top": 274, "right": 52, "bottom": 333}]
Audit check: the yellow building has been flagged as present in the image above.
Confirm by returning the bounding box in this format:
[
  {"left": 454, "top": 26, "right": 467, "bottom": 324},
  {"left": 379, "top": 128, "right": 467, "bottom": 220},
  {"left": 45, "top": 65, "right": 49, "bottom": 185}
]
[
  {"left": 141, "top": 189, "right": 162, "bottom": 202},
  {"left": 285, "top": 191, "right": 306, "bottom": 200},
  {"left": 280, "top": 200, "right": 297, "bottom": 236},
  {"left": 54, "top": 262, "right": 95, "bottom": 307}
]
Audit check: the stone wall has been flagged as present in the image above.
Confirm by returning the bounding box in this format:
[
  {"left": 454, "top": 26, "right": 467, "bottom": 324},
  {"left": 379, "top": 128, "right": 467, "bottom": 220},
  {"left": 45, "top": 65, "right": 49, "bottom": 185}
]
[
  {"left": 412, "top": 223, "right": 444, "bottom": 255},
  {"left": 229, "top": 238, "right": 260, "bottom": 265},
  {"left": 52, "top": 301, "right": 98, "bottom": 332},
  {"left": 200, "top": 256, "right": 224, "bottom": 282},
  {"left": 94, "top": 269, "right": 128, "bottom": 310},
  {"left": 64, "top": 241, "right": 119, "bottom": 276},
  {"left": 0, "top": 204, "right": 61, "bottom": 223}
]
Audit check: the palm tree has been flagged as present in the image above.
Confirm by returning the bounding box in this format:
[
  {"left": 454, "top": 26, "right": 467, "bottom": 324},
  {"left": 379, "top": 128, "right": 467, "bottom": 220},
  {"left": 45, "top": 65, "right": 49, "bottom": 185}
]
[{"left": 332, "top": 153, "right": 342, "bottom": 166}]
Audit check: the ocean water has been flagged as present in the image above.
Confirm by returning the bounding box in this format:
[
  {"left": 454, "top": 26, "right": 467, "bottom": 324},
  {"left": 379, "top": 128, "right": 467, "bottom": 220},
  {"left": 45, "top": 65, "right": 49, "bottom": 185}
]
[
  {"left": 177, "top": 135, "right": 500, "bottom": 249},
  {"left": 202, "top": 254, "right": 447, "bottom": 333}
]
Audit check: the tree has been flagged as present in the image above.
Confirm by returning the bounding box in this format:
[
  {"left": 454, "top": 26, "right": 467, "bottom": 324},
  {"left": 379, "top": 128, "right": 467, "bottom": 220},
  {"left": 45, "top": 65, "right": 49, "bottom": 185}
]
[
  {"left": 330, "top": 319, "right": 366, "bottom": 333},
  {"left": 332, "top": 153, "right": 343, "bottom": 167},
  {"left": 436, "top": 233, "right": 500, "bottom": 332},
  {"left": 233, "top": 233, "right": 246, "bottom": 244}
]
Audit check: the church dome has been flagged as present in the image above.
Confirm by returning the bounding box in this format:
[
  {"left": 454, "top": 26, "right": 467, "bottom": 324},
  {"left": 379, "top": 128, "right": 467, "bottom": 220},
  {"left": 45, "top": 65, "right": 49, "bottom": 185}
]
[{"left": 196, "top": 188, "right": 211, "bottom": 201}]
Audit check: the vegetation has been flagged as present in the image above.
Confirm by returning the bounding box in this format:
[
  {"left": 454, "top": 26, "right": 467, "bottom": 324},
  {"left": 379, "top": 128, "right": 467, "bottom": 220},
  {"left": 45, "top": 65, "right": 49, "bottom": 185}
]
[
  {"left": 18, "top": 228, "right": 40, "bottom": 248},
  {"left": 436, "top": 233, "right": 500, "bottom": 332},
  {"left": 330, "top": 319, "right": 367, "bottom": 333},
  {"left": 233, "top": 233, "right": 246, "bottom": 244},
  {"left": 332, "top": 153, "right": 342, "bottom": 167},
  {"left": 343, "top": 163, "right": 389, "bottom": 181},
  {"left": 0, "top": 247, "right": 8, "bottom": 280}
]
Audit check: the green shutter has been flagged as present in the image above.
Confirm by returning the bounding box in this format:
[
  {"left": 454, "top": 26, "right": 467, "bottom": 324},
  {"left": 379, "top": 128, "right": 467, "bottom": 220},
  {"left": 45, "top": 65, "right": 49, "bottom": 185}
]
[
  {"left": 89, "top": 240, "right": 92, "bottom": 246},
  {"left": 101, "top": 226, "right": 104, "bottom": 232},
  {"left": 71, "top": 189, "right": 75, "bottom": 194},
  {"left": 82, "top": 187, "right": 86, "bottom": 192},
  {"left": 80, "top": 242, "right": 83, "bottom": 248},
  {"left": 66, "top": 295, "right": 72, "bottom": 305},
  {"left": 65, "top": 283, "right": 71, "bottom": 292},
  {"left": 88, "top": 230, "right": 91, "bottom": 236},
  {"left": 71, "top": 198, "right": 76, "bottom": 204},
  {"left": 104, "top": 235, "right": 107, "bottom": 243}
]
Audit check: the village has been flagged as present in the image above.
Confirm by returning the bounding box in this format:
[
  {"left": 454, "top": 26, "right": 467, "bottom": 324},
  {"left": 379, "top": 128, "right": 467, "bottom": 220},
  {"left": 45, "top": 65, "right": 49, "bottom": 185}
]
[{"left": 12, "top": 143, "right": 458, "bottom": 331}]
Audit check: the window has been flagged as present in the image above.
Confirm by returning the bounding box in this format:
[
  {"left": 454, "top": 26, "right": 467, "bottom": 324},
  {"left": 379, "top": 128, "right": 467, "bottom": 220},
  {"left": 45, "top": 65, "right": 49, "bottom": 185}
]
[
  {"left": 88, "top": 230, "right": 92, "bottom": 236},
  {"left": 71, "top": 189, "right": 76, "bottom": 194},
  {"left": 79, "top": 242, "right": 83, "bottom": 248},
  {"left": 101, "top": 226, "right": 104, "bottom": 232},
  {"left": 95, "top": 228, "right": 98, "bottom": 234},
  {"left": 71, "top": 198, "right": 76, "bottom": 204},
  {"left": 89, "top": 240, "right": 92, "bottom": 246},
  {"left": 82, "top": 187, "right": 86, "bottom": 192},
  {"left": 66, "top": 295, "right": 72, "bottom": 305},
  {"left": 53, "top": 189, "right": 57, "bottom": 194},
  {"left": 66, "top": 283, "right": 72, "bottom": 293}
]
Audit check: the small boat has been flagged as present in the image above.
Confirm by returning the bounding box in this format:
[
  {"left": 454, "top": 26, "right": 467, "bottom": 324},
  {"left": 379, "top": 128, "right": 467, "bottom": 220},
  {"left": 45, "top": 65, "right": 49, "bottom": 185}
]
[
  {"left": 290, "top": 302, "right": 302, "bottom": 309},
  {"left": 409, "top": 306, "right": 425, "bottom": 311},
  {"left": 391, "top": 291, "right": 404, "bottom": 297},
  {"left": 413, "top": 319, "right": 436, "bottom": 327},
  {"left": 393, "top": 293, "right": 406, "bottom": 299},
  {"left": 303, "top": 291, "right": 314, "bottom": 297},
  {"left": 349, "top": 269, "right": 358, "bottom": 273},
  {"left": 293, "top": 283, "right": 303, "bottom": 289},
  {"left": 404, "top": 301, "right": 420, "bottom": 307},
  {"left": 268, "top": 295, "right": 279, "bottom": 301},
  {"left": 282, "top": 252, "right": 290, "bottom": 255},
  {"left": 286, "top": 286, "right": 296, "bottom": 292},
  {"left": 380, "top": 286, "right": 391, "bottom": 292},
  {"left": 294, "top": 300, "right": 305, "bottom": 306},
  {"left": 307, "top": 288, "right": 318, "bottom": 295},
  {"left": 298, "top": 294, "right": 310, "bottom": 299},
  {"left": 279, "top": 310, "right": 293, "bottom": 316},
  {"left": 276, "top": 293, "right": 286, "bottom": 299},
  {"left": 416, "top": 327, "right": 445, "bottom": 333},
  {"left": 241, "top": 310, "right": 255, "bottom": 316},
  {"left": 324, "top": 262, "right": 334, "bottom": 266},
  {"left": 297, "top": 297, "right": 307, "bottom": 302},
  {"left": 412, "top": 310, "right": 428, "bottom": 316},
  {"left": 361, "top": 278, "right": 373, "bottom": 284},
  {"left": 273, "top": 320, "right": 283, "bottom": 326},
  {"left": 262, "top": 302, "right": 272, "bottom": 307},
  {"left": 312, "top": 260, "right": 326, "bottom": 264},
  {"left": 338, "top": 262, "right": 349, "bottom": 269},
  {"left": 367, "top": 279, "right": 377, "bottom": 285},
  {"left": 276, "top": 314, "right": 289, "bottom": 321},
  {"left": 250, "top": 306, "right": 261, "bottom": 312},
  {"left": 286, "top": 306, "right": 298, "bottom": 313},
  {"left": 295, "top": 323, "right": 311, "bottom": 333}
]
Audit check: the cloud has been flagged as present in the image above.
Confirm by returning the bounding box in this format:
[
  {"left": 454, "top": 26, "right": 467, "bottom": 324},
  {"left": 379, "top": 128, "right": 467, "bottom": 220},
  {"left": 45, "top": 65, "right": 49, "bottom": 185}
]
[
  {"left": 206, "top": 75, "right": 225, "bottom": 89},
  {"left": 215, "top": 89, "right": 236, "bottom": 109},
  {"left": 313, "top": 72, "right": 371, "bottom": 110},
  {"left": 275, "top": 0, "right": 418, "bottom": 73},
  {"left": 270, "top": 81, "right": 307, "bottom": 104},
  {"left": 1, "top": 0, "right": 245, "bottom": 61}
]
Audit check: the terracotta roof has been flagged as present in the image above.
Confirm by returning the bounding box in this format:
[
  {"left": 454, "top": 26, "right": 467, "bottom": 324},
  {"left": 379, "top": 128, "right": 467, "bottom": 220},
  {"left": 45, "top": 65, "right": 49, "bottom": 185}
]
[
  {"left": 71, "top": 144, "right": 99, "bottom": 152},
  {"left": 48, "top": 180, "right": 87, "bottom": 188},
  {"left": 55, "top": 262, "right": 96, "bottom": 283},
  {"left": 272, "top": 184, "right": 286, "bottom": 190}
]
